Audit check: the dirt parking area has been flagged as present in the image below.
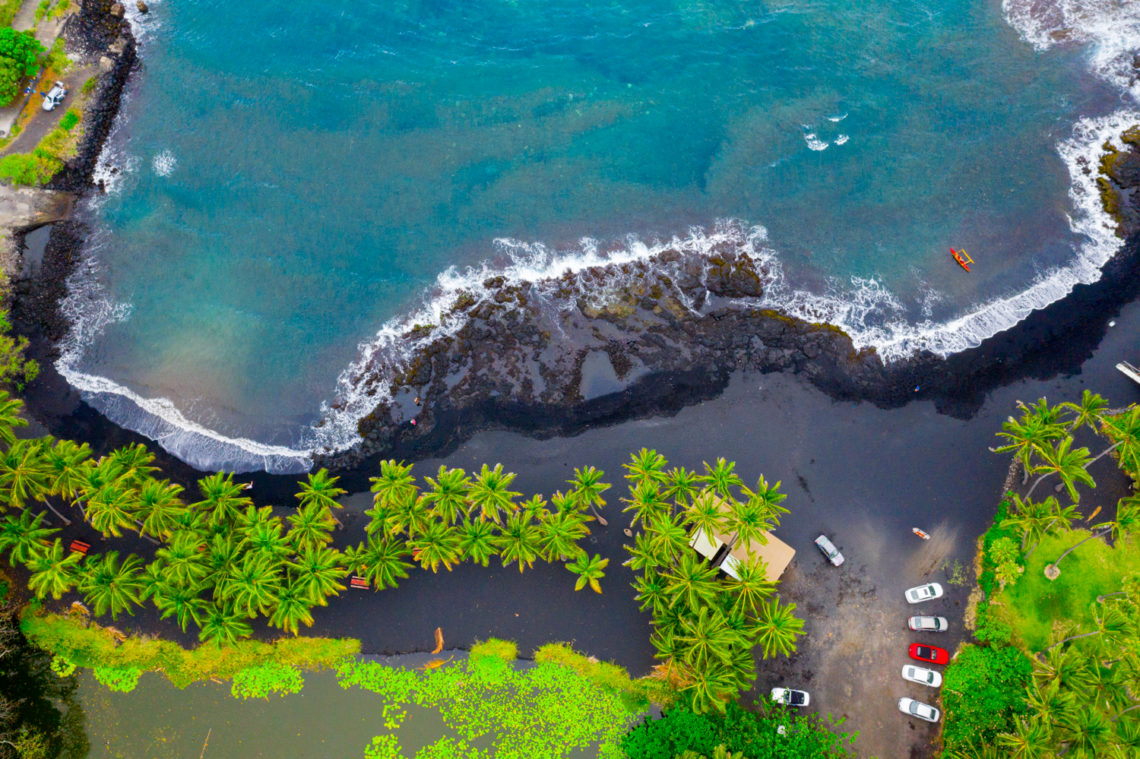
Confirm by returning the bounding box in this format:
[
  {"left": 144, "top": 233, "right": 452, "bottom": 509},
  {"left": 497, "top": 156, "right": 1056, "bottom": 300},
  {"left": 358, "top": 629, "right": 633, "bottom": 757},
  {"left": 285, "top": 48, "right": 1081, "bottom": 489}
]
[{"left": 753, "top": 520, "right": 974, "bottom": 759}]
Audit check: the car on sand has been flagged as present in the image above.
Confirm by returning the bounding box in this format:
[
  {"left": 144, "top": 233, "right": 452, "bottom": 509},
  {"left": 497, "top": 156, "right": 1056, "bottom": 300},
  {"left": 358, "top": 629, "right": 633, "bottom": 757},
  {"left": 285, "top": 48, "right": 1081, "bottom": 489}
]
[
  {"left": 814, "top": 534, "right": 844, "bottom": 566},
  {"left": 902, "top": 664, "right": 943, "bottom": 688},
  {"left": 770, "top": 687, "right": 810, "bottom": 707},
  {"left": 898, "top": 697, "right": 940, "bottom": 723},
  {"left": 904, "top": 582, "right": 944, "bottom": 604}
]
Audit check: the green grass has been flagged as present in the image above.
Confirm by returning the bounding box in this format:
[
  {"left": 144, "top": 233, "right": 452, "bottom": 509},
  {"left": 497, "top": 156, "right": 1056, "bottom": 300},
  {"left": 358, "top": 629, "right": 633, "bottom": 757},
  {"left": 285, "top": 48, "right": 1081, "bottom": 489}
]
[
  {"left": 991, "top": 530, "right": 1140, "bottom": 651},
  {"left": 0, "top": 0, "right": 20, "bottom": 26}
]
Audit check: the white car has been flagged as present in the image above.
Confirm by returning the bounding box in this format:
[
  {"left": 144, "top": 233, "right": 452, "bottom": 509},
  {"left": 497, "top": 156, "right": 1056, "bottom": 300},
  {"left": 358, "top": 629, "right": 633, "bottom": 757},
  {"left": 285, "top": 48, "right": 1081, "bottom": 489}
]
[
  {"left": 904, "top": 583, "right": 944, "bottom": 604},
  {"left": 902, "top": 664, "right": 943, "bottom": 688},
  {"left": 814, "top": 534, "right": 844, "bottom": 566},
  {"left": 42, "top": 81, "right": 66, "bottom": 111},
  {"left": 770, "top": 687, "right": 810, "bottom": 707},
  {"left": 898, "top": 697, "right": 940, "bottom": 723},
  {"left": 908, "top": 615, "right": 948, "bottom": 632}
]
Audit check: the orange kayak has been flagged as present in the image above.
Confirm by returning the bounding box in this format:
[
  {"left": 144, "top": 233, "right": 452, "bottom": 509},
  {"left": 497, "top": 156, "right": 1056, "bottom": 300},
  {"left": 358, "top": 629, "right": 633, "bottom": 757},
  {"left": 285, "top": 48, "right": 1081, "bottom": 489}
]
[{"left": 951, "top": 248, "right": 971, "bottom": 272}]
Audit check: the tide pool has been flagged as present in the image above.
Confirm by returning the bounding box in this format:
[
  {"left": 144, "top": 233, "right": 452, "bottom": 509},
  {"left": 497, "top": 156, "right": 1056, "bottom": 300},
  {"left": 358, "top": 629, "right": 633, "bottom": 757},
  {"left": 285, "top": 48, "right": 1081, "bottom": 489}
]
[{"left": 61, "top": 0, "right": 1134, "bottom": 470}]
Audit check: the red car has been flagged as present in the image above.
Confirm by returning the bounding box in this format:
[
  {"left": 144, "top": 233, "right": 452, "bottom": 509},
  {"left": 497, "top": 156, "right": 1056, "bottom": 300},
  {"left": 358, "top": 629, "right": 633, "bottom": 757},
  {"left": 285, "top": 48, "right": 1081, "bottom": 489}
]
[{"left": 909, "top": 643, "right": 949, "bottom": 665}]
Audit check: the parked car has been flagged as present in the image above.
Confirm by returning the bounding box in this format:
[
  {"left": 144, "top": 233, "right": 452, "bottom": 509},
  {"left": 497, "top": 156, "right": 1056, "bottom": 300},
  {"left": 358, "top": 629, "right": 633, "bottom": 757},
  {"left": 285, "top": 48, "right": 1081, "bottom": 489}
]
[
  {"left": 908, "top": 615, "right": 948, "bottom": 632},
  {"left": 904, "top": 582, "right": 944, "bottom": 604},
  {"left": 42, "top": 81, "right": 66, "bottom": 111},
  {"left": 898, "top": 697, "right": 940, "bottom": 723},
  {"left": 770, "top": 687, "right": 810, "bottom": 707},
  {"left": 909, "top": 643, "right": 949, "bottom": 665},
  {"left": 901, "top": 664, "right": 943, "bottom": 688},
  {"left": 814, "top": 534, "right": 844, "bottom": 566}
]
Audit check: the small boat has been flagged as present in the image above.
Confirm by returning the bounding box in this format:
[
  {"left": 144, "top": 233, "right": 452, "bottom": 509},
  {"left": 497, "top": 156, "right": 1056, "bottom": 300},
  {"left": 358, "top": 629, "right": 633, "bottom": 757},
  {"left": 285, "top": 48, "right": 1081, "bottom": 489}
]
[
  {"left": 1117, "top": 360, "right": 1140, "bottom": 386},
  {"left": 951, "top": 248, "right": 973, "bottom": 272},
  {"left": 912, "top": 527, "right": 931, "bottom": 540}
]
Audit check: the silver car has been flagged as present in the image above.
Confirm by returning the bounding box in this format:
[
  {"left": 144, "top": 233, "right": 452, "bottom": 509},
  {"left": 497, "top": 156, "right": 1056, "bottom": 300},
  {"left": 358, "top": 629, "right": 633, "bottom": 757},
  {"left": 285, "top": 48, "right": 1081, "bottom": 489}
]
[
  {"left": 908, "top": 615, "right": 948, "bottom": 632},
  {"left": 898, "top": 697, "right": 940, "bottom": 723},
  {"left": 814, "top": 534, "right": 844, "bottom": 566},
  {"left": 771, "top": 687, "right": 810, "bottom": 707},
  {"left": 901, "top": 665, "right": 942, "bottom": 688},
  {"left": 42, "top": 81, "right": 66, "bottom": 111},
  {"left": 904, "top": 583, "right": 944, "bottom": 604}
]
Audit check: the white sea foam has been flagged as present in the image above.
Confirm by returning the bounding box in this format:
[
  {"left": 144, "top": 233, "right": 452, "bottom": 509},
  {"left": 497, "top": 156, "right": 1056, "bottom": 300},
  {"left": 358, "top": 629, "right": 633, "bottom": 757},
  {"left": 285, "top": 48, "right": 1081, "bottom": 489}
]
[
  {"left": 827, "top": 113, "right": 848, "bottom": 122},
  {"left": 152, "top": 149, "right": 176, "bottom": 176},
  {"left": 804, "top": 133, "right": 829, "bottom": 151},
  {"left": 835, "top": 134, "right": 850, "bottom": 146}
]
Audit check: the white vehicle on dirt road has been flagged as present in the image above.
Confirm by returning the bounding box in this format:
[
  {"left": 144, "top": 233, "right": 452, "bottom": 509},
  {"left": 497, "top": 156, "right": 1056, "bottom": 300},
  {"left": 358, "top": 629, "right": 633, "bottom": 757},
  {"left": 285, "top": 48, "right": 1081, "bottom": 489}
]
[
  {"left": 42, "top": 82, "right": 66, "bottom": 111},
  {"left": 908, "top": 615, "right": 948, "bottom": 632},
  {"left": 901, "top": 664, "right": 943, "bottom": 688},
  {"left": 814, "top": 534, "right": 844, "bottom": 566},
  {"left": 904, "top": 583, "right": 944, "bottom": 604},
  {"left": 898, "top": 697, "right": 940, "bottom": 723},
  {"left": 770, "top": 687, "right": 810, "bottom": 707}
]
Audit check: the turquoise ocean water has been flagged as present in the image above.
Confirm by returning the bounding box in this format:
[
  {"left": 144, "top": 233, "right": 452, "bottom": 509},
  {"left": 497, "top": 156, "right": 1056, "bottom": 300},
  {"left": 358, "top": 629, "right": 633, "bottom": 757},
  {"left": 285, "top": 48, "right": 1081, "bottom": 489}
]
[{"left": 58, "top": 0, "right": 1140, "bottom": 471}]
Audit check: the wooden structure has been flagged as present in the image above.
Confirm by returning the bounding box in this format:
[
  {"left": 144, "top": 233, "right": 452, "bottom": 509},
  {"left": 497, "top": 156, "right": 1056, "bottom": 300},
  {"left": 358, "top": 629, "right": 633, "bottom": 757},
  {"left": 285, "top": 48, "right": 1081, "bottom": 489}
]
[{"left": 686, "top": 496, "right": 796, "bottom": 582}]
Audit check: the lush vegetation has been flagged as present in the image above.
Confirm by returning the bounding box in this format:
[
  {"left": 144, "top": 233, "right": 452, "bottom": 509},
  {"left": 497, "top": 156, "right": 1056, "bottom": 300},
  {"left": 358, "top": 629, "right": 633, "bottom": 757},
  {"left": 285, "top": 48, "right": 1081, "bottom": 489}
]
[
  {"left": 0, "top": 28, "right": 43, "bottom": 77},
  {"left": 620, "top": 703, "right": 857, "bottom": 759},
  {"left": 0, "top": 117, "right": 80, "bottom": 186},
  {"left": 0, "top": 0, "right": 21, "bottom": 28},
  {"left": 22, "top": 609, "right": 357, "bottom": 689},
  {"left": 621, "top": 449, "right": 804, "bottom": 712},
  {"left": 941, "top": 393, "right": 1140, "bottom": 758},
  {"left": 0, "top": 578, "right": 86, "bottom": 759},
  {"left": 340, "top": 639, "right": 641, "bottom": 759}
]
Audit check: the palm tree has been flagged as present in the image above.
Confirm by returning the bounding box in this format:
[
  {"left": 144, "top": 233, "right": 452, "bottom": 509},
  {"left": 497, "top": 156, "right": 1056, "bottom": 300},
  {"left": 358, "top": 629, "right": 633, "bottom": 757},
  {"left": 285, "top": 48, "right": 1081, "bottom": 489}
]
[
  {"left": 348, "top": 536, "right": 412, "bottom": 590},
  {"left": 204, "top": 532, "right": 241, "bottom": 585},
  {"left": 663, "top": 552, "right": 719, "bottom": 611},
  {"left": 1024, "top": 437, "right": 1095, "bottom": 502},
  {"left": 680, "top": 663, "right": 737, "bottom": 715},
  {"left": 198, "top": 603, "right": 252, "bottom": 645},
  {"left": 296, "top": 468, "right": 346, "bottom": 525},
  {"left": 135, "top": 479, "right": 186, "bottom": 540},
  {"left": 568, "top": 465, "right": 609, "bottom": 524},
  {"left": 1059, "top": 707, "right": 1113, "bottom": 756},
  {"left": 702, "top": 458, "right": 743, "bottom": 501},
  {"left": 996, "top": 403, "right": 1066, "bottom": 476},
  {"left": 192, "top": 472, "right": 252, "bottom": 527},
  {"left": 386, "top": 494, "right": 432, "bottom": 538},
  {"left": 406, "top": 521, "right": 461, "bottom": 573},
  {"left": 996, "top": 716, "right": 1053, "bottom": 759},
  {"left": 754, "top": 598, "right": 805, "bottom": 658},
  {"left": 1063, "top": 390, "right": 1109, "bottom": 432},
  {"left": 287, "top": 501, "right": 337, "bottom": 552},
  {"left": 42, "top": 437, "right": 91, "bottom": 503},
  {"left": 457, "top": 517, "right": 498, "bottom": 567},
  {"left": 726, "top": 558, "right": 775, "bottom": 619},
  {"left": 646, "top": 513, "right": 689, "bottom": 564},
  {"left": 683, "top": 490, "right": 725, "bottom": 540},
  {"left": 79, "top": 551, "right": 143, "bottom": 620},
  {"left": 421, "top": 465, "right": 473, "bottom": 524},
  {"left": 622, "top": 481, "right": 668, "bottom": 530},
  {"left": 0, "top": 509, "right": 57, "bottom": 566},
  {"left": 566, "top": 552, "right": 608, "bottom": 593},
  {"left": 467, "top": 464, "right": 521, "bottom": 524},
  {"left": 495, "top": 509, "right": 541, "bottom": 573},
  {"left": 623, "top": 531, "right": 661, "bottom": 573},
  {"left": 662, "top": 466, "right": 701, "bottom": 508},
  {"left": 537, "top": 509, "right": 588, "bottom": 562},
  {"left": 633, "top": 568, "right": 670, "bottom": 615},
  {"left": 152, "top": 579, "right": 209, "bottom": 633},
  {"left": 1102, "top": 406, "right": 1140, "bottom": 477},
  {"left": 721, "top": 498, "right": 774, "bottom": 555},
  {"left": 238, "top": 505, "right": 291, "bottom": 561},
  {"left": 0, "top": 389, "right": 28, "bottom": 447},
  {"left": 0, "top": 438, "right": 50, "bottom": 509},
  {"left": 26, "top": 538, "right": 82, "bottom": 600},
  {"left": 107, "top": 443, "right": 158, "bottom": 487},
  {"left": 370, "top": 459, "right": 418, "bottom": 509},
  {"left": 1047, "top": 502, "right": 1140, "bottom": 578},
  {"left": 268, "top": 583, "right": 315, "bottom": 635},
  {"left": 740, "top": 475, "right": 789, "bottom": 524},
  {"left": 624, "top": 448, "right": 669, "bottom": 489},
  {"left": 220, "top": 553, "right": 283, "bottom": 618},
  {"left": 155, "top": 531, "right": 209, "bottom": 586},
  {"left": 289, "top": 545, "right": 347, "bottom": 604},
  {"left": 85, "top": 484, "right": 138, "bottom": 538}
]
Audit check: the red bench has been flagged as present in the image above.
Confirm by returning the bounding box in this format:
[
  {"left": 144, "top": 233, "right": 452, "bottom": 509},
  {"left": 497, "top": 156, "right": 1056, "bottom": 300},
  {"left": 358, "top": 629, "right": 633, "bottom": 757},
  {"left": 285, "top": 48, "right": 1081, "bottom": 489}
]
[
  {"left": 68, "top": 540, "right": 90, "bottom": 556},
  {"left": 350, "top": 576, "right": 369, "bottom": 590}
]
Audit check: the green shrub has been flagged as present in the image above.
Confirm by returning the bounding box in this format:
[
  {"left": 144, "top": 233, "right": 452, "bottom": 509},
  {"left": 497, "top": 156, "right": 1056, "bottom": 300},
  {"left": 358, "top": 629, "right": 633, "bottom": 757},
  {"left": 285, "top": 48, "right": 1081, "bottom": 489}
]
[
  {"left": 49, "top": 654, "right": 76, "bottom": 677},
  {"left": 231, "top": 661, "right": 305, "bottom": 699},
  {"left": 0, "top": 28, "right": 45, "bottom": 76},
  {"left": 42, "top": 37, "right": 67, "bottom": 75},
  {"left": 0, "top": 57, "right": 20, "bottom": 106},
  {"left": 0, "top": 152, "right": 62, "bottom": 187},
  {"left": 621, "top": 704, "right": 857, "bottom": 759},
  {"left": 58, "top": 108, "right": 79, "bottom": 131},
  {"left": 973, "top": 608, "right": 1012, "bottom": 645},
  {"left": 92, "top": 665, "right": 142, "bottom": 692},
  {"left": 51, "top": 0, "right": 70, "bottom": 18},
  {"left": 80, "top": 75, "right": 95, "bottom": 94},
  {"left": 0, "top": 0, "right": 20, "bottom": 26},
  {"left": 35, "top": 0, "right": 50, "bottom": 22},
  {"left": 940, "top": 643, "right": 1031, "bottom": 751}
]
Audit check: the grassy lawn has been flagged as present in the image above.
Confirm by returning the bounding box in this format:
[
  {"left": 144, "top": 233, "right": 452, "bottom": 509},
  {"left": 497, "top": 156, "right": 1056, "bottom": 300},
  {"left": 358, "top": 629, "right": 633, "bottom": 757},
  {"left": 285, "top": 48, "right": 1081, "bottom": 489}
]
[{"left": 991, "top": 529, "right": 1140, "bottom": 652}]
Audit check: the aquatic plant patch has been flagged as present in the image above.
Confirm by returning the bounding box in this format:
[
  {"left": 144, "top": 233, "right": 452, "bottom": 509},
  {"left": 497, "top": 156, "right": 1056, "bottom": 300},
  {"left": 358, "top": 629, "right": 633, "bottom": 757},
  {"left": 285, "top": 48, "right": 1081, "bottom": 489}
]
[{"left": 337, "top": 640, "right": 644, "bottom": 759}]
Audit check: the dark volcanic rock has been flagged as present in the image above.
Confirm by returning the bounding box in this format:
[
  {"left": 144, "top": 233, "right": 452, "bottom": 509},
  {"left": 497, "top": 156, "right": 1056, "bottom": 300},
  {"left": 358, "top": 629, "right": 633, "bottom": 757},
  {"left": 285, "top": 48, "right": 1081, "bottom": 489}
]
[{"left": 1097, "top": 126, "right": 1140, "bottom": 238}]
